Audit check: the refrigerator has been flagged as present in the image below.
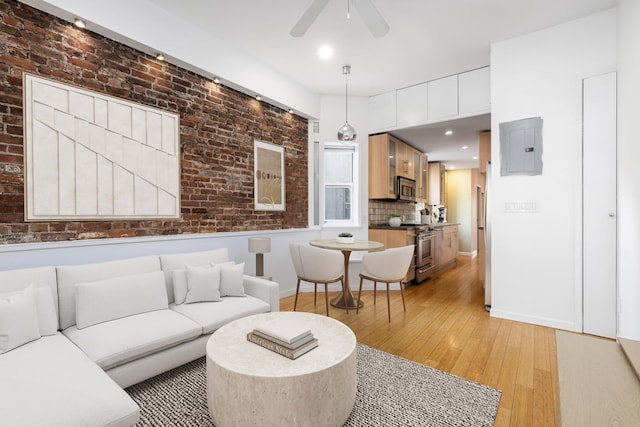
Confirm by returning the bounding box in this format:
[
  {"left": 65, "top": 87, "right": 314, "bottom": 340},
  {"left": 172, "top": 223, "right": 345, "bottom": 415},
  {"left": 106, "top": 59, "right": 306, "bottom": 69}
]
[{"left": 483, "top": 161, "right": 492, "bottom": 311}]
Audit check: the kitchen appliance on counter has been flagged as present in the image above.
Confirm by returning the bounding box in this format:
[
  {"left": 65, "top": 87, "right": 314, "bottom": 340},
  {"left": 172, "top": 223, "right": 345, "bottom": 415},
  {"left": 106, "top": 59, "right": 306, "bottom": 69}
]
[
  {"left": 397, "top": 177, "right": 416, "bottom": 202},
  {"left": 416, "top": 225, "right": 435, "bottom": 282},
  {"left": 436, "top": 205, "right": 447, "bottom": 223}
]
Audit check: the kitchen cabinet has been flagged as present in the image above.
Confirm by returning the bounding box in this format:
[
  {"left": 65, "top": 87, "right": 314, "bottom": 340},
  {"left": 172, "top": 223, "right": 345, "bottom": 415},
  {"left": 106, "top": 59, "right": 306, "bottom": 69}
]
[
  {"left": 458, "top": 67, "right": 491, "bottom": 117},
  {"left": 427, "top": 75, "right": 458, "bottom": 122},
  {"left": 478, "top": 131, "right": 491, "bottom": 173},
  {"left": 397, "top": 83, "right": 428, "bottom": 128},
  {"left": 369, "top": 91, "right": 396, "bottom": 131},
  {"left": 428, "top": 162, "right": 446, "bottom": 205},
  {"left": 416, "top": 152, "right": 429, "bottom": 203},
  {"left": 434, "top": 225, "right": 458, "bottom": 272},
  {"left": 368, "top": 134, "right": 397, "bottom": 199},
  {"left": 395, "top": 142, "right": 414, "bottom": 179},
  {"left": 368, "top": 228, "right": 415, "bottom": 283}
]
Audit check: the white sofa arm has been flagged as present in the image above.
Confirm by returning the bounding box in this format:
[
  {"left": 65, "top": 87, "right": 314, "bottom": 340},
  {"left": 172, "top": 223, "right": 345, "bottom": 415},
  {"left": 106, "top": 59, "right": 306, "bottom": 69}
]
[{"left": 243, "top": 275, "right": 280, "bottom": 312}]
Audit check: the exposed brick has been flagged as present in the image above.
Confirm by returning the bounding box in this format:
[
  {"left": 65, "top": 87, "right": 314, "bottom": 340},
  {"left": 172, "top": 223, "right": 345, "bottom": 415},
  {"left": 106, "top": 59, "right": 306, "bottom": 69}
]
[{"left": 0, "top": 0, "right": 308, "bottom": 244}]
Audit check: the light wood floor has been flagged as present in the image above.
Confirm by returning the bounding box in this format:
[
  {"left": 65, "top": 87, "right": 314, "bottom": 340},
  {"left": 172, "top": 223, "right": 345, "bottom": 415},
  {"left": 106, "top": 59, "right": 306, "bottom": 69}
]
[{"left": 280, "top": 256, "right": 559, "bottom": 427}]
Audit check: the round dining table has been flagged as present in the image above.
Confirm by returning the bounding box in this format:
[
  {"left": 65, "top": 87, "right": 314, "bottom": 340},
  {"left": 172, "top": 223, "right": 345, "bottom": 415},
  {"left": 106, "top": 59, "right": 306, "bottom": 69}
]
[{"left": 309, "top": 239, "right": 383, "bottom": 310}]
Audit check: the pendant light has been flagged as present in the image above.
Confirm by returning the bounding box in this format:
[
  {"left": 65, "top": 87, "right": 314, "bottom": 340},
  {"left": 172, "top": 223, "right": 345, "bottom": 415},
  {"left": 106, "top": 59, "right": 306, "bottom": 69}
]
[{"left": 337, "top": 65, "right": 357, "bottom": 142}]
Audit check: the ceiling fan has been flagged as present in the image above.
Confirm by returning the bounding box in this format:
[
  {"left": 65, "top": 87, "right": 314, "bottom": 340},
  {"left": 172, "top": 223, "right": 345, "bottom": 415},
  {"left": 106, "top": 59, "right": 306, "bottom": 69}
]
[{"left": 290, "top": 0, "right": 389, "bottom": 38}]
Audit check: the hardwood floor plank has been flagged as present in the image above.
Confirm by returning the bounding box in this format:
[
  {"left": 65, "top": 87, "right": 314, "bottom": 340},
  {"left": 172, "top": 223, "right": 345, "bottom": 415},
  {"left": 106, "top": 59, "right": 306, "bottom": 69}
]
[{"left": 279, "top": 255, "right": 558, "bottom": 426}]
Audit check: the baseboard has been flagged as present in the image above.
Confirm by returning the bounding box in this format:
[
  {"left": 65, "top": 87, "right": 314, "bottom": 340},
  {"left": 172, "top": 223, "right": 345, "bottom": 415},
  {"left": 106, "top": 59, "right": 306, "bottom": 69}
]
[
  {"left": 457, "top": 251, "right": 477, "bottom": 257},
  {"left": 490, "top": 308, "right": 578, "bottom": 331}
]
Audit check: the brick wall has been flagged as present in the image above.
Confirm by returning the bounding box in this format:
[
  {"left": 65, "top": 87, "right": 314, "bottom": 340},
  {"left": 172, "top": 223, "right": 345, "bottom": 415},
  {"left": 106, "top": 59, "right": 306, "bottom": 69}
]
[{"left": 0, "top": 0, "right": 308, "bottom": 244}]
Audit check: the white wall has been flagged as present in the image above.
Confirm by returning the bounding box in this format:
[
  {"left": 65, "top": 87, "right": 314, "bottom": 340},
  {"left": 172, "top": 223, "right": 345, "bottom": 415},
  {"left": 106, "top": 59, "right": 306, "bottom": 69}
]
[
  {"left": 617, "top": 0, "right": 640, "bottom": 340},
  {"left": 490, "top": 9, "right": 617, "bottom": 330},
  {"left": 446, "top": 169, "right": 472, "bottom": 253}
]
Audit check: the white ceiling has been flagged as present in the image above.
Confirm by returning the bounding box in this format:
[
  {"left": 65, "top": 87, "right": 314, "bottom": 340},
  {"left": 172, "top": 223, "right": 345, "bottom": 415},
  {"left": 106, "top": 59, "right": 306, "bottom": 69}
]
[{"left": 145, "top": 0, "right": 615, "bottom": 169}]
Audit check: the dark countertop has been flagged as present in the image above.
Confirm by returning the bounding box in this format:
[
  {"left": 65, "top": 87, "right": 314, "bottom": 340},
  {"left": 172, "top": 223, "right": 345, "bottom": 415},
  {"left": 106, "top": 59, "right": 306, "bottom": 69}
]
[{"left": 369, "top": 222, "right": 460, "bottom": 230}]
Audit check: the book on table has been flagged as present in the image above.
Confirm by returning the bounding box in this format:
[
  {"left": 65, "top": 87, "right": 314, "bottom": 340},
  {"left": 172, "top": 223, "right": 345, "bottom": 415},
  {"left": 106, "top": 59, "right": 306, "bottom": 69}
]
[
  {"left": 247, "top": 332, "right": 318, "bottom": 360},
  {"left": 252, "top": 329, "right": 315, "bottom": 349},
  {"left": 253, "top": 318, "right": 312, "bottom": 344}
]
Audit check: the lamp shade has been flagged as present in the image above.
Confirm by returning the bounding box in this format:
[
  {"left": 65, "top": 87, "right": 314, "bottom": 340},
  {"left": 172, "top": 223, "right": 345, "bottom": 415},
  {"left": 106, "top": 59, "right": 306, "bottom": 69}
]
[{"left": 248, "top": 237, "right": 271, "bottom": 254}]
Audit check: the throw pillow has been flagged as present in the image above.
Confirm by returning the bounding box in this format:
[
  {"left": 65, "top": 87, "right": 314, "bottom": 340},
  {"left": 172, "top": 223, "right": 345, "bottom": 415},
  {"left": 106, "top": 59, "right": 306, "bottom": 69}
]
[
  {"left": 219, "top": 262, "right": 246, "bottom": 297},
  {"left": 0, "top": 285, "right": 57, "bottom": 336},
  {"left": 172, "top": 262, "right": 226, "bottom": 305},
  {"left": 75, "top": 271, "right": 169, "bottom": 329},
  {"left": 185, "top": 264, "right": 222, "bottom": 303},
  {"left": 0, "top": 284, "right": 41, "bottom": 354}
]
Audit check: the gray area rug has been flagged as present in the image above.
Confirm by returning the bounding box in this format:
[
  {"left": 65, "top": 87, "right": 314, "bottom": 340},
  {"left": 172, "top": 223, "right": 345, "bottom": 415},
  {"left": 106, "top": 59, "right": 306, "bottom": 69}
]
[{"left": 126, "top": 343, "right": 501, "bottom": 426}]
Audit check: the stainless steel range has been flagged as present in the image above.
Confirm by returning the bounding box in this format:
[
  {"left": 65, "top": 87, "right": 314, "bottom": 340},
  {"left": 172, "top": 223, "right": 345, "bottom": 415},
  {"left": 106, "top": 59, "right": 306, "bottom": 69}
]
[{"left": 415, "top": 225, "right": 435, "bottom": 282}]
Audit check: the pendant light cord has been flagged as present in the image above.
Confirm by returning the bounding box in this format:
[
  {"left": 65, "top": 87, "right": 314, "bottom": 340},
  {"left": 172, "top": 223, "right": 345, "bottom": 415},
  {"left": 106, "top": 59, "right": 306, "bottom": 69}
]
[{"left": 343, "top": 65, "right": 350, "bottom": 123}]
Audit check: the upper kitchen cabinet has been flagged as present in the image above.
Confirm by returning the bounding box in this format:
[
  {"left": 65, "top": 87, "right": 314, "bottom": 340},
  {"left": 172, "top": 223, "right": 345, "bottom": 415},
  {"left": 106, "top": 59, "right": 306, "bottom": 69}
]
[
  {"left": 369, "top": 133, "right": 397, "bottom": 199},
  {"left": 397, "top": 83, "right": 428, "bottom": 128},
  {"left": 429, "top": 162, "right": 446, "bottom": 205},
  {"left": 458, "top": 67, "right": 491, "bottom": 117},
  {"left": 478, "top": 130, "right": 491, "bottom": 173},
  {"left": 417, "top": 152, "right": 429, "bottom": 203},
  {"left": 369, "top": 90, "right": 396, "bottom": 131},
  {"left": 395, "top": 141, "right": 414, "bottom": 179},
  {"left": 427, "top": 75, "right": 459, "bottom": 122},
  {"left": 368, "top": 67, "right": 490, "bottom": 134}
]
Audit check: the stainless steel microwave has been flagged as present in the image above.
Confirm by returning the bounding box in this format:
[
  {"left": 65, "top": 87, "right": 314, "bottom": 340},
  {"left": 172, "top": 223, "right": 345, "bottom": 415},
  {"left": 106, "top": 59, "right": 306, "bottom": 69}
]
[{"left": 397, "top": 177, "right": 416, "bottom": 202}]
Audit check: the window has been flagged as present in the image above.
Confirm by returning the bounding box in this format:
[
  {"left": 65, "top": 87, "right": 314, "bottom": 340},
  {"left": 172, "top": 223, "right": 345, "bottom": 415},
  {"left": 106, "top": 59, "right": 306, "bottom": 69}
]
[{"left": 322, "top": 143, "right": 359, "bottom": 226}]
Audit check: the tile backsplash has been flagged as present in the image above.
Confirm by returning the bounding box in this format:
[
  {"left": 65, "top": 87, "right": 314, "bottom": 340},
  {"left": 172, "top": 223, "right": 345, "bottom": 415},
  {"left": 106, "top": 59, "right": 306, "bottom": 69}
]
[{"left": 369, "top": 200, "right": 427, "bottom": 225}]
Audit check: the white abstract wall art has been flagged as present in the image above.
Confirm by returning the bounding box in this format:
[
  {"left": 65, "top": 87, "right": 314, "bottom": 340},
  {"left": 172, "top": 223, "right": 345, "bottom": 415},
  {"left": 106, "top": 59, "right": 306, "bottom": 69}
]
[{"left": 23, "top": 74, "right": 181, "bottom": 221}]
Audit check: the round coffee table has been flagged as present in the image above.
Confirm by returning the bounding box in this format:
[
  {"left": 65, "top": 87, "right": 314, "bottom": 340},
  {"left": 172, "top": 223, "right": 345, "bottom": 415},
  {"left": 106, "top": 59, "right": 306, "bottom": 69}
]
[{"left": 206, "top": 312, "right": 357, "bottom": 427}]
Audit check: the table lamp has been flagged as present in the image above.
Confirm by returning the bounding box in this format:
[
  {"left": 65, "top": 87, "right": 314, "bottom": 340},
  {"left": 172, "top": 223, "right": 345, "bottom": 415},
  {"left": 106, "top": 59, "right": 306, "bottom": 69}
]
[{"left": 248, "top": 237, "right": 271, "bottom": 277}]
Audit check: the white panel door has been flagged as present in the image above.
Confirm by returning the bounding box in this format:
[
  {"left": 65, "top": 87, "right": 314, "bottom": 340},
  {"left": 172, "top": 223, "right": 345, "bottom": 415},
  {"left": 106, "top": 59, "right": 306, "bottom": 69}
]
[{"left": 583, "top": 72, "right": 617, "bottom": 338}]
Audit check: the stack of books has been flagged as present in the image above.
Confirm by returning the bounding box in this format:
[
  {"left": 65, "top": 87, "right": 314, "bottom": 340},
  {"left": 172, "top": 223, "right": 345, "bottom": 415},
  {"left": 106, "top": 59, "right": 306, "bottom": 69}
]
[{"left": 247, "top": 318, "right": 318, "bottom": 360}]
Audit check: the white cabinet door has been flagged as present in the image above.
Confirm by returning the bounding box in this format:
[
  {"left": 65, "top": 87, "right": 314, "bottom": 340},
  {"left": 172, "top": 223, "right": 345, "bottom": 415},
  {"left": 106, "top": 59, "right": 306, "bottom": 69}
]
[
  {"left": 459, "top": 67, "right": 491, "bottom": 116},
  {"left": 583, "top": 72, "right": 617, "bottom": 339},
  {"left": 427, "top": 75, "right": 458, "bottom": 122},
  {"left": 369, "top": 91, "right": 396, "bottom": 132},
  {"left": 397, "top": 83, "right": 428, "bottom": 128}
]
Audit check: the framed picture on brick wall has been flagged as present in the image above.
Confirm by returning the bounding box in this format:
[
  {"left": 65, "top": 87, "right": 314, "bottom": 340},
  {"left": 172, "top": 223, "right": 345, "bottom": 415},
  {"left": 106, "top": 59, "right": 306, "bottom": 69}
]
[{"left": 254, "top": 140, "right": 285, "bottom": 211}]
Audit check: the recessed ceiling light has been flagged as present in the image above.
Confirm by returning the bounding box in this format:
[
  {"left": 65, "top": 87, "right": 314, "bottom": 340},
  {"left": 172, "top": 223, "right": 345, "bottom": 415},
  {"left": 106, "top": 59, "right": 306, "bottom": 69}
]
[
  {"left": 155, "top": 53, "right": 165, "bottom": 61},
  {"left": 73, "top": 18, "right": 86, "bottom": 29},
  {"left": 461, "top": 146, "right": 468, "bottom": 150},
  {"left": 318, "top": 45, "right": 333, "bottom": 60},
  {"left": 213, "top": 77, "right": 221, "bottom": 84},
  {"left": 256, "top": 95, "right": 262, "bottom": 101},
  {"left": 472, "top": 156, "right": 478, "bottom": 160},
  {"left": 445, "top": 130, "right": 453, "bottom": 136}
]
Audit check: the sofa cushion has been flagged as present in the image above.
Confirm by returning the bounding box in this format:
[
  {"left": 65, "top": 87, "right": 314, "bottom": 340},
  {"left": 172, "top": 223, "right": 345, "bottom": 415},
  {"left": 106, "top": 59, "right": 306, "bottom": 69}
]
[
  {"left": 0, "top": 333, "right": 139, "bottom": 427},
  {"left": 170, "top": 295, "right": 270, "bottom": 334},
  {"left": 57, "top": 256, "right": 161, "bottom": 330},
  {"left": 220, "top": 262, "right": 246, "bottom": 297},
  {"left": 75, "top": 271, "right": 169, "bottom": 329},
  {"left": 160, "top": 249, "right": 230, "bottom": 303},
  {"left": 0, "top": 266, "right": 59, "bottom": 330},
  {"left": 62, "top": 309, "right": 202, "bottom": 370},
  {"left": 185, "top": 264, "right": 222, "bottom": 303},
  {"left": 0, "top": 285, "right": 41, "bottom": 354},
  {"left": 0, "top": 284, "right": 57, "bottom": 337}
]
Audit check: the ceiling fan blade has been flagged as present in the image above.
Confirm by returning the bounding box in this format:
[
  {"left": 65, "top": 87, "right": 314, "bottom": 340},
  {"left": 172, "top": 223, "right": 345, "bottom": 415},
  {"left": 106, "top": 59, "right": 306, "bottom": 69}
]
[
  {"left": 290, "top": 0, "right": 331, "bottom": 37},
  {"left": 352, "top": 0, "right": 389, "bottom": 38}
]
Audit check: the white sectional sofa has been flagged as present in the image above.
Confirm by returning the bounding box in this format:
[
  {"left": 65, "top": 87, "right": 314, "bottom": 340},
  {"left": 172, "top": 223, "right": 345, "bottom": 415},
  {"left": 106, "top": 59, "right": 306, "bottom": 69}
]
[{"left": 0, "top": 248, "right": 279, "bottom": 427}]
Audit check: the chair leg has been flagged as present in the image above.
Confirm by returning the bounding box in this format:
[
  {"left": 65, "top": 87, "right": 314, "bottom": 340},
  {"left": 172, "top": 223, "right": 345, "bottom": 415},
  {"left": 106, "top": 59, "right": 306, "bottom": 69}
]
[
  {"left": 373, "top": 281, "right": 377, "bottom": 304},
  {"left": 356, "top": 276, "right": 364, "bottom": 314},
  {"left": 386, "top": 282, "right": 391, "bottom": 322},
  {"left": 293, "top": 278, "right": 301, "bottom": 312},
  {"left": 313, "top": 283, "right": 317, "bottom": 307},
  {"left": 399, "top": 281, "right": 407, "bottom": 312},
  {"left": 341, "top": 277, "right": 348, "bottom": 315},
  {"left": 324, "top": 283, "right": 330, "bottom": 316}
]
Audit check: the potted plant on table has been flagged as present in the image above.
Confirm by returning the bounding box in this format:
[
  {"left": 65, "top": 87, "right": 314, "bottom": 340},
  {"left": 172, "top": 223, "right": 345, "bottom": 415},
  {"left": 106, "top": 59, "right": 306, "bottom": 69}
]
[{"left": 336, "top": 232, "right": 355, "bottom": 244}]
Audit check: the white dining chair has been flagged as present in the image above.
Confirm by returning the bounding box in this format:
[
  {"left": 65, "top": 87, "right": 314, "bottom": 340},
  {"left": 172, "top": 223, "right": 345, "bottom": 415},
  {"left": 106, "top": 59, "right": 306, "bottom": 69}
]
[
  {"left": 356, "top": 245, "right": 414, "bottom": 322},
  {"left": 289, "top": 243, "right": 347, "bottom": 315}
]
